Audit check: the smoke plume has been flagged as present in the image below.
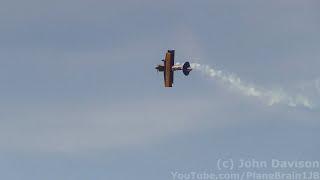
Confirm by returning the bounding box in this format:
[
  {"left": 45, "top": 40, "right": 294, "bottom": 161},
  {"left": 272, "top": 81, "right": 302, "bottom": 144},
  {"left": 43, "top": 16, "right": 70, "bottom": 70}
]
[{"left": 191, "top": 63, "right": 314, "bottom": 109}]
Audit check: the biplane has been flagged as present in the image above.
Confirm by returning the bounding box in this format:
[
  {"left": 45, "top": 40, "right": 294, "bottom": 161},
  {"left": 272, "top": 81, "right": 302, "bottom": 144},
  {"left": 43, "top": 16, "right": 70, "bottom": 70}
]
[{"left": 155, "top": 50, "right": 192, "bottom": 87}]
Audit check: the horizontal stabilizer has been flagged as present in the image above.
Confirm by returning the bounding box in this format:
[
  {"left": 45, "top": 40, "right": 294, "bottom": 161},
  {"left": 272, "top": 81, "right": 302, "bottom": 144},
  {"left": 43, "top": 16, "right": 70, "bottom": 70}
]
[{"left": 183, "top": 62, "right": 191, "bottom": 76}]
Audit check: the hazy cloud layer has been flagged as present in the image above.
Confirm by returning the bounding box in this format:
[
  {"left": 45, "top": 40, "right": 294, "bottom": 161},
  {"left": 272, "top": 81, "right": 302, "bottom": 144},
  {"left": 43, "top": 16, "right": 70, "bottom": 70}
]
[{"left": 0, "top": 97, "right": 215, "bottom": 152}]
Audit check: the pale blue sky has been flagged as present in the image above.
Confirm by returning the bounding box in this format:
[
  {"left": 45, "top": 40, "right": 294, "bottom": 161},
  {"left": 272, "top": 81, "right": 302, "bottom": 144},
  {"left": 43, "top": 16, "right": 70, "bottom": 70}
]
[{"left": 0, "top": 0, "right": 320, "bottom": 179}]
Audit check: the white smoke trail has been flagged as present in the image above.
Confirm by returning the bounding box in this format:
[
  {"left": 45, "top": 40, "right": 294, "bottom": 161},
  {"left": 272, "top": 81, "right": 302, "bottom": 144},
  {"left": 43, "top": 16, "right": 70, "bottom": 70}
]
[{"left": 191, "top": 63, "right": 314, "bottom": 109}]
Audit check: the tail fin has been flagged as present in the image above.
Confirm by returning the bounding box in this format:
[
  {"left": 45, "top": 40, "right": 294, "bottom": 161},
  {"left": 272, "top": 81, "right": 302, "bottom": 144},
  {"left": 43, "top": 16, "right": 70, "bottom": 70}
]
[{"left": 183, "top": 62, "right": 191, "bottom": 76}]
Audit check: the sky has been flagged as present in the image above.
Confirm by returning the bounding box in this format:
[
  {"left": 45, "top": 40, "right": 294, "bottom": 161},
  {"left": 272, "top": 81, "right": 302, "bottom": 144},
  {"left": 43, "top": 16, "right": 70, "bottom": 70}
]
[{"left": 0, "top": 0, "right": 320, "bottom": 179}]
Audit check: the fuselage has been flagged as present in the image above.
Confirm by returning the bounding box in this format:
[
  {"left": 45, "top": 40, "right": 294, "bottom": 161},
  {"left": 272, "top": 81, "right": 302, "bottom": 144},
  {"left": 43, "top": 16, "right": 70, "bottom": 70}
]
[{"left": 155, "top": 64, "right": 192, "bottom": 72}]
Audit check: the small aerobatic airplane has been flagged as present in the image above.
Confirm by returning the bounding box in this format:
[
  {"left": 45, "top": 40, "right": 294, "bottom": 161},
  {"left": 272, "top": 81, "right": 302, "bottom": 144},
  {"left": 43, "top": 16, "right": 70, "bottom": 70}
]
[{"left": 155, "top": 50, "right": 192, "bottom": 87}]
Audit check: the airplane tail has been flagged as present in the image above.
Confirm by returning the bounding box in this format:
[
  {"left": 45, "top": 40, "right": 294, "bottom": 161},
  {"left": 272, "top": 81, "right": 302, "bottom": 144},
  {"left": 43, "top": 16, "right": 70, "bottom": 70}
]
[{"left": 183, "top": 62, "right": 191, "bottom": 76}]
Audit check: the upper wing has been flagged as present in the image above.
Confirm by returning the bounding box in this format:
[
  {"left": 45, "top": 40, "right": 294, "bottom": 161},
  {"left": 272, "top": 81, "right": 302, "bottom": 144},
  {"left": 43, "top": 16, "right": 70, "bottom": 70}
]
[{"left": 164, "top": 50, "right": 174, "bottom": 87}]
